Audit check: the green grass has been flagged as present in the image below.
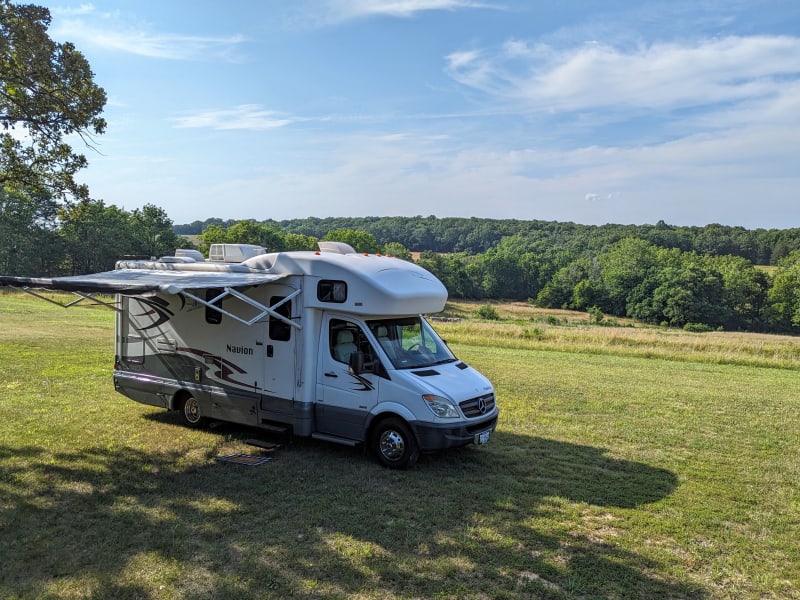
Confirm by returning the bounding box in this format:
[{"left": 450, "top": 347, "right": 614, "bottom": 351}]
[{"left": 1, "top": 291, "right": 799, "bottom": 599}]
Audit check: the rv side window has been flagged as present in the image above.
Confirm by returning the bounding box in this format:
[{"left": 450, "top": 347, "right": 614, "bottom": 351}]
[
  {"left": 205, "top": 288, "right": 223, "bottom": 324},
  {"left": 318, "top": 280, "right": 347, "bottom": 303},
  {"left": 269, "top": 296, "right": 292, "bottom": 341}
]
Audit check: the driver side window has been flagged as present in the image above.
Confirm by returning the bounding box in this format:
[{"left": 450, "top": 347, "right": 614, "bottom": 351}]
[{"left": 329, "top": 319, "right": 376, "bottom": 367}]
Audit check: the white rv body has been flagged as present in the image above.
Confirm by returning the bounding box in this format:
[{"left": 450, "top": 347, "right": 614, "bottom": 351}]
[{"left": 1, "top": 243, "right": 498, "bottom": 467}]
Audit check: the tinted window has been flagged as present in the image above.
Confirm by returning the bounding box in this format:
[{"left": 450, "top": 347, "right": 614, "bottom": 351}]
[
  {"left": 205, "top": 288, "right": 223, "bottom": 324},
  {"left": 318, "top": 280, "right": 347, "bottom": 303},
  {"left": 269, "top": 296, "right": 292, "bottom": 341}
]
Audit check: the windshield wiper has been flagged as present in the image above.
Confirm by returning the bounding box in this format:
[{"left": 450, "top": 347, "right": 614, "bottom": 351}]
[{"left": 432, "top": 358, "right": 457, "bottom": 366}]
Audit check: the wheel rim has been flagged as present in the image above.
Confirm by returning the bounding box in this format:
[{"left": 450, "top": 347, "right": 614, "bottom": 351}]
[
  {"left": 184, "top": 397, "right": 201, "bottom": 423},
  {"left": 379, "top": 429, "right": 405, "bottom": 461}
]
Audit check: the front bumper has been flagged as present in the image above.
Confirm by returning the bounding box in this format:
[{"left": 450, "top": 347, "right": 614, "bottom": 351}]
[{"left": 411, "top": 413, "right": 498, "bottom": 452}]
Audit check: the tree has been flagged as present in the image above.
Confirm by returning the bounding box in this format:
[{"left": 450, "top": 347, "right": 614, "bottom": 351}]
[
  {"left": 475, "top": 235, "right": 541, "bottom": 300},
  {"left": 197, "top": 220, "right": 287, "bottom": 256},
  {"left": 224, "top": 220, "right": 286, "bottom": 252},
  {"left": 599, "top": 238, "right": 661, "bottom": 315},
  {"left": 711, "top": 254, "right": 768, "bottom": 330},
  {"left": 641, "top": 259, "right": 728, "bottom": 327},
  {"left": 764, "top": 251, "right": 800, "bottom": 331},
  {"left": 0, "top": 186, "right": 58, "bottom": 274},
  {"left": 284, "top": 232, "right": 318, "bottom": 251},
  {"left": 382, "top": 241, "right": 412, "bottom": 261},
  {"left": 1, "top": 1, "right": 106, "bottom": 201},
  {"left": 536, "top": 260, "right": 591, "bottom": 309},
  {"left": 59, "top": 199, "right": 132, "bottom": 274},
  {"left": 323, "top": 229, "right": 380, "bottom": 254},
  {"left": 198, "top": 224, "right": 228, "bottom": 254},
  {"left": 129, "top": 203, "right": 184, "bottom": 258}
]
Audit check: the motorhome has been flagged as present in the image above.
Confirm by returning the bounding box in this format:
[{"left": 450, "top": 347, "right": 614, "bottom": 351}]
[{"left": 0, "top": 242, "right": 498, "bottom": 468}]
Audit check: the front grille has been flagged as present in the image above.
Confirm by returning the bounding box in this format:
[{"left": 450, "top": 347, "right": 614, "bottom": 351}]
[{"left": 460, "top": 393, "right": 495, "bottom": 418}]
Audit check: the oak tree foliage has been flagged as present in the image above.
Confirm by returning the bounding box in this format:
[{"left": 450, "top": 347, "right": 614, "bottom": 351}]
[{"left": 1, "top": 0, "right": 106, "bottom": 201}]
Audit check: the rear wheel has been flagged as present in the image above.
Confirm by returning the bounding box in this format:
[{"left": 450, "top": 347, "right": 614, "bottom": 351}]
[
  {"left": 371, "top": 418, "right": 419, "bottom": 469},
  {"left": 179, "top": 394, "right": 206, "bottom": 428}
]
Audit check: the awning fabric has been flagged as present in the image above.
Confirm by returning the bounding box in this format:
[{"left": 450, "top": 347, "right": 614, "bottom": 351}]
[{"left": 0, "top": 269, "right": 287, "bottom": 296}]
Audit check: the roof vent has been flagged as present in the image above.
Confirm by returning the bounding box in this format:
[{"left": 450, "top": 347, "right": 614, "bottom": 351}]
[
  {"left": 317, "top": 241, "right": 356, "bottom": 255},
  {"left": 174, "top": 249, "right": 204, "bottom": 262}
]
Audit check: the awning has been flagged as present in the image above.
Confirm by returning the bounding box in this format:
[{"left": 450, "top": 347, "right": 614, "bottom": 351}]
[
  {"left": 0, "top": 269, "right": 298, "bottom": 328},
  {"left": 0, "top": 269, "right": 287, "bottom": 296}
]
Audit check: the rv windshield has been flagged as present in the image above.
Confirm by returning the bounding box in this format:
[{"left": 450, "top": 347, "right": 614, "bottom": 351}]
[{"left": 367, "top": 316, "right": 456, "bottom": 370}]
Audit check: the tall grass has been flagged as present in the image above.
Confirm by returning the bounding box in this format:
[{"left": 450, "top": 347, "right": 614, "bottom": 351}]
[
  {"left": 438, "top": 300, "right": 800, "bottom": 370},
  {"left": 1, "top": 291, "right": 798, "bottom": 599}
]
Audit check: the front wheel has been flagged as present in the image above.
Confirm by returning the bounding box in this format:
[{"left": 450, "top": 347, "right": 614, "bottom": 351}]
[
  {"left": 179, "top": 395, "right": 207, "bottom": 428},
  {"left": 371, "top": 418, "right": 419, "bottom": 469}
]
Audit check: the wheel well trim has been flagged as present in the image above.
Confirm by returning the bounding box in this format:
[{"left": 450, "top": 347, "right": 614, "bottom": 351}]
[
  {"left": 169, "top": 388, "right": 192, "bottom": 411},
  {"left": 368, "top": 403, "right": 416, "bottom": 424},
  {"left": 366, "top": 404, "right": 418, "bottom": 440}
]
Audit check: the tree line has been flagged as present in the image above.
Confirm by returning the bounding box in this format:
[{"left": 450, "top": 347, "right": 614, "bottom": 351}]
[
  {"left": 416, "top": 236, "right": 800, "bottom": 333},
  {"left": 176, "top": 216, "right": 800, "bottom": 266}
]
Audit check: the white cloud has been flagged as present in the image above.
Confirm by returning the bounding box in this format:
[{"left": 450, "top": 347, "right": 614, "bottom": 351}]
[
  {"left": 337, "top": 0, "right": 496, "bottom": 18},
  {"left": 52, "top": 16, "right": 246, "bottom": 61},
  {"left": 446, "top": 49, "right": 481, "bottom": 69},
  {"left": 446, "top": 35, "right": 800, "bottom": 115},
  {"left": 300, "top": 0, "right": 502, "bottom": 26},
  {"left": 172, "top": 105, "right": 296, "bottom": 131},
  {"left": 50, "top": 4, "right": 96, "bottom": 17}
]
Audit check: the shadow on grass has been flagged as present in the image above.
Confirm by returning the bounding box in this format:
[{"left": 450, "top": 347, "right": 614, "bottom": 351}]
[{"left": 0, "top": 424, "right": 696, "bottom": 599}]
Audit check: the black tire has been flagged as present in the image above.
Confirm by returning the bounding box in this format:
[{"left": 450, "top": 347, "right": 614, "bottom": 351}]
[
  {"left": 371, "top": 417, "right": 419, "bottom": 469},
  {"left": 179, "top": 394, "right": 207, "bottom": 428}
]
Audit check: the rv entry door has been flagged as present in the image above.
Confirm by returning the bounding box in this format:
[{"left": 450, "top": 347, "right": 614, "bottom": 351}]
[{"left": 260, "top": 291, "right": 297, "bottom": 410}]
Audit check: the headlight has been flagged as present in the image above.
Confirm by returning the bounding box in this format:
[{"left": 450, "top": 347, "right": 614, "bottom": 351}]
[{"left": 423, "top": 394, "right": 460, "bottom": 419}]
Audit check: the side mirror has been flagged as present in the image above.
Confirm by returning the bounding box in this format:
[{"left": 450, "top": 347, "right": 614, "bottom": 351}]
[{"left": 348, "top": 351, "right": 365, "bottom": 375}]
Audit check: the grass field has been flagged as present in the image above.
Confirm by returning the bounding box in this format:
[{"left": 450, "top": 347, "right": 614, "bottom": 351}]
[{"left": 1, "top": 292, "right": 798, "bottom": 599}]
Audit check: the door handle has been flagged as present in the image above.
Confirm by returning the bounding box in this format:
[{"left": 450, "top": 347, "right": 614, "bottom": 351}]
[{"left": 324, "top": 372, "right": 338, "bottom": 378}]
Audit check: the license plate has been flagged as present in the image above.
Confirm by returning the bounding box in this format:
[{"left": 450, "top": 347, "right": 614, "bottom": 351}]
[{"left": 475, "top": 430, "right": 491, "bottom": 445}]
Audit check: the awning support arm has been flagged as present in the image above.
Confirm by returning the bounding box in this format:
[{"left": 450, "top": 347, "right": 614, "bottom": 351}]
[
  {"left": 179, "top": 287, "right": 302, "bottom": 328},
  {"left": 20, "top": 288, "right": 121, "bottom": 311}
]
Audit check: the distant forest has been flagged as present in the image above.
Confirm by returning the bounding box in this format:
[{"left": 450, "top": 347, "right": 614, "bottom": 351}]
[
  {"left": 175, "top": 216, "right": 800, "bottom": 266},
  {"left": 176, "top": 216, "right": 800, "bottom": 334}
]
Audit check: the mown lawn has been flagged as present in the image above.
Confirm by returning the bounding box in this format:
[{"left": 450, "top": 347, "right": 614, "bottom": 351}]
[{"left": 1, "top": 292, "right": 798, "bottom": 599}]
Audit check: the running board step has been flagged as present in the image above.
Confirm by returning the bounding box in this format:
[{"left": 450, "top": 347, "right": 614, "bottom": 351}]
[
  {"left": 245, "top": 439, "right": 281, "bottom": 451},
  {"left": 311, "top": 433, "right": 359, "bottom": 447},
  {"left": 259, "top": 422, "right": 289, "bottom": 434}
]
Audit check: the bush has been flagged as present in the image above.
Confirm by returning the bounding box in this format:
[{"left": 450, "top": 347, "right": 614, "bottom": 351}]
[
  {"left": 587, "top": 306, "right": 605, "bottom": 324},
  {"left": 683, "top": 322, "right": 712, "bottom": 332},
  {"left": 521, "top": 326, "right": 545, "bottom": 340},
  {"left": 476, "top": 304, "right": 500, "bottom": 320}
]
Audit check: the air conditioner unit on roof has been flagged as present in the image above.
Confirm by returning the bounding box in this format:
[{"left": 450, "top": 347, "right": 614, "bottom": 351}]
[{"left": 209, "top": 244, "right": 266, "bottom": 263}]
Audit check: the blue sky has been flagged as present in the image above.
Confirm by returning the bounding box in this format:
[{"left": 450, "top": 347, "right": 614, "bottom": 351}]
[{"left": 41, "top": 0, "right": 800, "bottom": 228}]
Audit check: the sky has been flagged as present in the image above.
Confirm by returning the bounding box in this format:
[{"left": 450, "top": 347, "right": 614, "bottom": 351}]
[{"left": 38, "top": 0, "right": 800, "bottom": 228}]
